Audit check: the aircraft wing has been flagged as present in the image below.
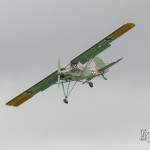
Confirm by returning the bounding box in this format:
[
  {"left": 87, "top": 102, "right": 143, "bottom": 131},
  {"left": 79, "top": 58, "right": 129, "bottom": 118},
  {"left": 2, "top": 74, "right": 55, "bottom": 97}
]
[
  {"left": 70, "top": 23, "right": 135, "bottom": 66},
  {"left": 6, "top": 71, "right": 58, "bottom": 107}
]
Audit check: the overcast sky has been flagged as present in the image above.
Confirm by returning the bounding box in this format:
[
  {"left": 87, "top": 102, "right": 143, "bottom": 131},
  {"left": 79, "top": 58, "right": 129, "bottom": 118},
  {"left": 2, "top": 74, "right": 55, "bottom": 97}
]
[{"left": 0, "top": 0, "right": 150, "bottom": 150}]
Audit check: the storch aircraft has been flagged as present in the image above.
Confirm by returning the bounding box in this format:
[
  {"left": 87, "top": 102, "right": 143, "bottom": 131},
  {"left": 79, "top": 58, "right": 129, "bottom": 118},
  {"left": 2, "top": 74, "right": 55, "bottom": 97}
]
[{"left": 6, "top": 23, "right": 135, "bottom": 106}]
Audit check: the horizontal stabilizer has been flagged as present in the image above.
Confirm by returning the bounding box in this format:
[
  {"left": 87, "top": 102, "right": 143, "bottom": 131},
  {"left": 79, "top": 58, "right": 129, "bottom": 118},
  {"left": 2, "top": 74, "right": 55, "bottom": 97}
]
[{"left": 98, "top": 58, "right": 123, "bottom": 73}]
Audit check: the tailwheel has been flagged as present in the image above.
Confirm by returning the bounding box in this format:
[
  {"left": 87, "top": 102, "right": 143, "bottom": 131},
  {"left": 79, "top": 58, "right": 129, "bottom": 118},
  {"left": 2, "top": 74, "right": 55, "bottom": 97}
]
[{"left": 89, "top": 82, "right": 94, "bottom": 88}]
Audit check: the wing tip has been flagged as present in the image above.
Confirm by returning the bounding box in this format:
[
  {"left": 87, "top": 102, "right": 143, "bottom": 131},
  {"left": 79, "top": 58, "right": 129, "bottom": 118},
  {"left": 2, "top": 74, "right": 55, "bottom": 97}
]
[
  {"left": 109, "top": 22, "right": 135, "bottom": 40},
  {"left": 6, "top": 93, "right": 33, "bottom": 107},
  {"left": 123, "top": 22, "right": 135, "bottom": 29}
]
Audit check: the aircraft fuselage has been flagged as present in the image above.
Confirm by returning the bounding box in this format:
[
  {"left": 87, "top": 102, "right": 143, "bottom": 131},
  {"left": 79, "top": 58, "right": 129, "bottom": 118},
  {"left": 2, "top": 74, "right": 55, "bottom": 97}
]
[{"left": 61, "top": 68, "right": 99, "bottom": 82}]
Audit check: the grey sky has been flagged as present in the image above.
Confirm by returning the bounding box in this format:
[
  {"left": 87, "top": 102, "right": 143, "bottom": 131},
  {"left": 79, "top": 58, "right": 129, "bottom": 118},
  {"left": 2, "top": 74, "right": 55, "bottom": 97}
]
[{"left": 0, "top": 0, "right": 150, "bottom": 150}]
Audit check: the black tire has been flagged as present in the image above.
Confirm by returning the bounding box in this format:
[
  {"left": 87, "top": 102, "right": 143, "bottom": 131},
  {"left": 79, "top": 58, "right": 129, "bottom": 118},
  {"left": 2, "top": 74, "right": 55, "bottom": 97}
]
[
  {"left": 63, "top": 99, "right": 68, "bottom": 104},
  {"left": 89, "top": 82, "right": 93, "bottom": 87}
]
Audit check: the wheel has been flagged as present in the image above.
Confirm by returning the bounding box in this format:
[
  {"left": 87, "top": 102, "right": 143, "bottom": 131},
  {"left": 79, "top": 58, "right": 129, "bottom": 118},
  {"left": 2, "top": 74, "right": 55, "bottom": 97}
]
[
  {"left": 89, "top": 82, "right": 93, "bottom": 88},
  {"left": 63, "top": 98, "right": 68, "bottom": 104}
]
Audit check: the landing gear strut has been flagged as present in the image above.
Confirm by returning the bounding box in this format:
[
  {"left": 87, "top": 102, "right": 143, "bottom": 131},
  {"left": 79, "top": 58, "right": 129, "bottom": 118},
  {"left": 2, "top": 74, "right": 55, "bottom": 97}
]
[
  {"left": 89, "top": 82, "right": 94, "bottom": 88},
  {"left": 102, "top": 74, "right": 107, "bottom": 80},
  {"left": 61, "top": 81, "right": 78, "bottom": 104}
]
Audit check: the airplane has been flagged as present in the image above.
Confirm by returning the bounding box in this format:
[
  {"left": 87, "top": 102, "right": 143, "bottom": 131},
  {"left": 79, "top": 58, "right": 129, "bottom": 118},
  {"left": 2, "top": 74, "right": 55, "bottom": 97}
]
[{"left": 6, "top": 23, "right": 135, "bottom": 107}]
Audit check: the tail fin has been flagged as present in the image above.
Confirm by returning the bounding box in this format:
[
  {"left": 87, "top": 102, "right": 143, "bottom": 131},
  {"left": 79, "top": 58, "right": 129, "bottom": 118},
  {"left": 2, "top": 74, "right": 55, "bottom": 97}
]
[
  {"left": 93, "top": 57, "right": 105, "bottom": 70},
  {"left": 93, "top": 57, "right": 108, "bottom": 73}
]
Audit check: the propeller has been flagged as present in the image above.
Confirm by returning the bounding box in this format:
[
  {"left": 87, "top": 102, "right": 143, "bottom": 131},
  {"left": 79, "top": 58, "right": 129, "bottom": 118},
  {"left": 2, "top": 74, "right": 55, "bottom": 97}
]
[{"left": 57, "top": 59, "right": 61, "bottom": 88}]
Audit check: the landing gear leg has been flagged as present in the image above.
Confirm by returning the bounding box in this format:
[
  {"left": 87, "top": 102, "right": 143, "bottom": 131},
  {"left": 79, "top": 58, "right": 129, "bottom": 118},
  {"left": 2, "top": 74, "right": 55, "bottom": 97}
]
[
  {"left": 89, "top": 82, "right": 94, "bottom": 88},
  {"left": 61, "top": 81, "right": 78, "bottom": 104},
  {"left": 61, "top": 83, "right": 69, "bottom": 104}
]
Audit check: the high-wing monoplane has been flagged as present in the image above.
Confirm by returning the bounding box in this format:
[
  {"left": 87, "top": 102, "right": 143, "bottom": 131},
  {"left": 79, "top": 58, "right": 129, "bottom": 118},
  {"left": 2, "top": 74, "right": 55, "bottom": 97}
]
[{"left": 6, "top": 23, "right": 135, "bottom": 106}]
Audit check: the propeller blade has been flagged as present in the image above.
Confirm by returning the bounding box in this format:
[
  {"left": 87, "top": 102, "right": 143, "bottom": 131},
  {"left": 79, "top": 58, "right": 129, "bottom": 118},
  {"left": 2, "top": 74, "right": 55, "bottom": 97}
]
[
  {"left": 58, "top": 59, "right": 61, "bottom": 88},
  {"left": 58, "top": 59, "right": 61, "bottom": 73}
]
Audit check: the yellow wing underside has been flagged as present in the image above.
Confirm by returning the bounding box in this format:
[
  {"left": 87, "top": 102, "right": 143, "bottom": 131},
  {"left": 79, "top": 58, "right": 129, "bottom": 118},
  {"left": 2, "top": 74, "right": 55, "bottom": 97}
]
[
  {"left": 6, "top": 93, "right": 33, "bottom": 107},
  {"left": 108, "top": 23, "right": 135, "bottom": 39}
]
